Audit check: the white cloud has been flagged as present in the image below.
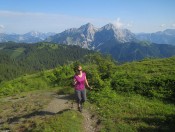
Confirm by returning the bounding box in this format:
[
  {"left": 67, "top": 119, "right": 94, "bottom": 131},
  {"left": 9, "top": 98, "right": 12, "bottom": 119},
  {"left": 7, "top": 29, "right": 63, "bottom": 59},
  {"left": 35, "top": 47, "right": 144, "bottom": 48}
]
[
  {"left": 0, "top": 24, "right": 5, "bottom": 32},
  {"left": 126, "top": 23, "right": 133, "bottom": 28},
  {"left": 158, "top": 23, "right": 175, "bottom": 29},
  {"left": 172, "top": 23, "right": 175, "bottom": 27},
  {"left": 0, "top": 25, "right": 5, "bottom": 29},
  {"left": 111, "top": 18, "right": 134, "bottom": 30},
  {"left": 159, "top": 24, "right": 166, "bottom": 27},
  {"left": 112, "top": 18, "right": 124, "bottom": 28}
]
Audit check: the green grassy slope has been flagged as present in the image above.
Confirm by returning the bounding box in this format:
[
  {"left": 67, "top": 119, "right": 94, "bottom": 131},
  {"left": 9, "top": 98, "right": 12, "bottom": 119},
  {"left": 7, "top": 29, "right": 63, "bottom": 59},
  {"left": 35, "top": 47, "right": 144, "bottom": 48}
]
[
  {"left": 112, "top": 57, "right": 175, "bottom": 101},
  {"left": 0, "top": 54, "right": 175, "bottom": 131}
]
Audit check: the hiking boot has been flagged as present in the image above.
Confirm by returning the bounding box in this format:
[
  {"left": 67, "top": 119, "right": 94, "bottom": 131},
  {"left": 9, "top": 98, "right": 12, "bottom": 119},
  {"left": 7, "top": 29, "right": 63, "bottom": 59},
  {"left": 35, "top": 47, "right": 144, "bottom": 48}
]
[{"left": 78, "top": 105, "right": 82, "bottom": 112}]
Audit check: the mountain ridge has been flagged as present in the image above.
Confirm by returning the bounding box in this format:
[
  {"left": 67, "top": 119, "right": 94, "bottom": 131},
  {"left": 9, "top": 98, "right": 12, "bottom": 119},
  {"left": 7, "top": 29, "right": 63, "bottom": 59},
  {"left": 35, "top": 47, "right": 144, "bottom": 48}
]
[
  {"left": 136, "top": 29, "right": 175, "bottom": 45},
  {"left": 0, "top": 31, "right": 56, "bottom": 43},
  {"left": 1, "top": 23, "right": 175, "bottom": 45},
  {"left": 46, "top": 23, "right": 137, "bottom": 49},
  {"left": 44, "top": 23, "right": 175, "bottom": 62},
  {"left": 1, "top": 23, "right": 175, "bottom": 62}
]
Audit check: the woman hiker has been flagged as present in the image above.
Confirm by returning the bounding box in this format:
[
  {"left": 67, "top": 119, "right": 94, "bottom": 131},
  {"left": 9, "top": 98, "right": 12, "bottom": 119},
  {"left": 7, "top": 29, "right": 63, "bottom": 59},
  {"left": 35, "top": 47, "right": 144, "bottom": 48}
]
[{"left": 73, "top": 65, "right": 92, "bottom": 112}]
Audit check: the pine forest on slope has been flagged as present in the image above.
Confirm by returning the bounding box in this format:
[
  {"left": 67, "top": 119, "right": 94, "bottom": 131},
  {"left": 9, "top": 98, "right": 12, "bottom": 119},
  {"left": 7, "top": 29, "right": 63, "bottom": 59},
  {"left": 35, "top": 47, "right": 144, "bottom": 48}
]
[{"left": 0, "top": 42, "right": 93, "bottom": 82}]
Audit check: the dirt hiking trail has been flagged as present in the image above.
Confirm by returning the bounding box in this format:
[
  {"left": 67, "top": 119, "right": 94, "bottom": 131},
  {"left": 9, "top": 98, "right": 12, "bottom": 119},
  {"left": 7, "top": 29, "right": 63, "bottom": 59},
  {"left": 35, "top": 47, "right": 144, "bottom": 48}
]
[
  {"left": 43, "top": 93, "right": 98, "bottom": 132},
  {"left": 0, "top": 91, "right": 100, "bottom": 132}
]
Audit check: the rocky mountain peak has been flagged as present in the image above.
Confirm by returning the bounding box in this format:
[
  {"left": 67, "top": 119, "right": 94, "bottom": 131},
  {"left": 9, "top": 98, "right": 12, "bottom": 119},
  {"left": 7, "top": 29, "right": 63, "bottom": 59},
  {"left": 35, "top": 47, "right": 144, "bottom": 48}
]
[
  {"left": 46, "top": 23, "right": 137, "bottom": 49},
  {"left": 78, "top": 23, "right": 98, "bottom": 43},
  {"left": 99, "top": 23, "right": 136, "bottom": 43},
  {"left": 24, "top": 31, "right": 42, "bottom": 37},
  {"left": 163, "top": 29, "right": 175, "bottom": 35},
  {"left": 79, "top": 23, "right": 98, "bottom": 32},
  {"left": 115, "top": 28, "right": 136, "bottom": 43},
  {"left": 101, "top": 23, "right": 116, "bottom": 30}
]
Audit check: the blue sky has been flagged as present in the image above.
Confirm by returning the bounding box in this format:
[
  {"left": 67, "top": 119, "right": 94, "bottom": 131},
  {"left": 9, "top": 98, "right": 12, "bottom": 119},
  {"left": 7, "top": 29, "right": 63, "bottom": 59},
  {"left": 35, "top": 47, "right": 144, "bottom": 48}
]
[{"left": 0, "top": 0, "right": 175, "bottom": 33}]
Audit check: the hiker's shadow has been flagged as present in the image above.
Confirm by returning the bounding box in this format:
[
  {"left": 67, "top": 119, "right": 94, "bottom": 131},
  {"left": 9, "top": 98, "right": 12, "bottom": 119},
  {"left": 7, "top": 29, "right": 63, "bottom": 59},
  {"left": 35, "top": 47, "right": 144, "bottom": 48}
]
[
  {"left": 0, "top": 93, "right": 75, "bottom": 124},
  {"left": 4, "top": 109, "right": 70, "bottom": 124},
  {"left": 1, "top": 94, "right": 76, "bottom": 125},
  {"left": 52, "top": 93, "right": 75, "bottom": 100}
]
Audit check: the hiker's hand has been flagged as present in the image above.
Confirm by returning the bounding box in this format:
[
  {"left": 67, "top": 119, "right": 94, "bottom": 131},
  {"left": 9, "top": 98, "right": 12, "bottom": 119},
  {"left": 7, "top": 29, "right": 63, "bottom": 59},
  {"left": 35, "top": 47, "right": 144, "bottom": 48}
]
[
  {"left": 73, "top": 80, "right": 77, "bottom": 85},
  {"left": 88, "top": 86, "right": 93, "bottom": 90}
]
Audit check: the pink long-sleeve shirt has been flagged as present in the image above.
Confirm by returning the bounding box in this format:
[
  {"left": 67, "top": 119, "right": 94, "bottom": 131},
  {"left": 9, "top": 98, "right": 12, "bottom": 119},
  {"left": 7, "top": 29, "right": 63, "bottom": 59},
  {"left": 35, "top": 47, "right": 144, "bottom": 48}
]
[{"left": 74, "top": 72, "right": 86, "bottom": 90}]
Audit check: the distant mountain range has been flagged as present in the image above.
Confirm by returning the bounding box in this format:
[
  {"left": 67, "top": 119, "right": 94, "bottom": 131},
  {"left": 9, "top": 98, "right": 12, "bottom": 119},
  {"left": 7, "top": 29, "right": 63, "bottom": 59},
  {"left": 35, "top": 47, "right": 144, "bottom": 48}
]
[
  {"left": 45, "top": 23, "right": 175, "bottom": 61},
  {"left": 1, "top": 23, "right": 175, "bottom": 61},
  {"left": 136, "top": 29, "right": 175, "bottom": 45},
  {"left": 0, "top": 31, "right": 55, "bottom": 43},
  {"left": 46, "top": 23, "right": 137, "bottom": 49},
  {"left": 1, "top": 25, "right": 175, "bottom": 46}
]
